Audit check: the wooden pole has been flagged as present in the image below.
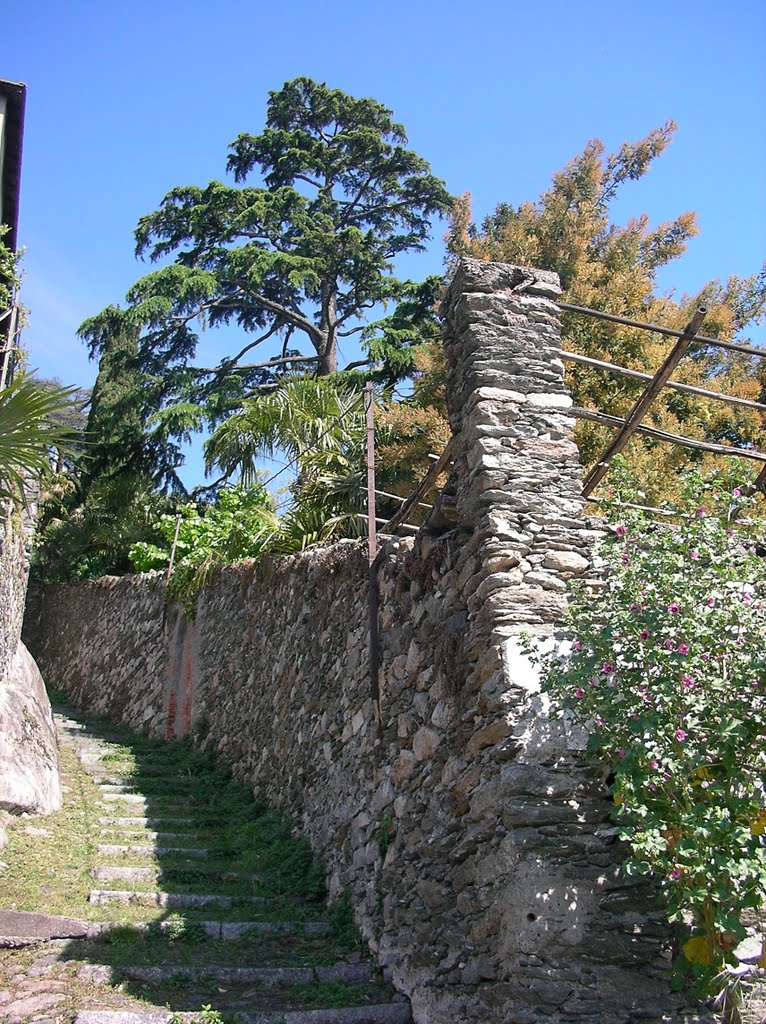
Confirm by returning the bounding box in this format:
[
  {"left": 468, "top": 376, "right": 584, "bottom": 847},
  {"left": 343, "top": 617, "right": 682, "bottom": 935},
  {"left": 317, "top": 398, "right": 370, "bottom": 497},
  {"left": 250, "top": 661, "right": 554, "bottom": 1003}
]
[
  {"left": 572, "top": 406, "right": 766, "bottom": 463},
  {"left": 558, "top": 302, "right": 766, "bottom": 361},
  {"left": 581, "top": 307, "right": 707, "bottom": 498},
  {"left": 381, "top": 438, "right": 455, "bottom": 536},
  {"left": 166, "top": 513, "right": 183, "bottom": 583},
  {"left": 559, "top": 349, "right": 766, "bottom": 414},
  {"left": 365, "top": 382, "right": 381, "bottom": 723}
]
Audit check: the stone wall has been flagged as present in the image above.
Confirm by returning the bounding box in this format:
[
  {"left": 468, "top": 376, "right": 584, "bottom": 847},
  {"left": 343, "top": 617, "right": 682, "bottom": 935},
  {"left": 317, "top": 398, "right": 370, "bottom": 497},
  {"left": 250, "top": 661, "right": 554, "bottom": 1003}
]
[{"left": 25, "top": 261, "right": 705, "bottom": 1024}]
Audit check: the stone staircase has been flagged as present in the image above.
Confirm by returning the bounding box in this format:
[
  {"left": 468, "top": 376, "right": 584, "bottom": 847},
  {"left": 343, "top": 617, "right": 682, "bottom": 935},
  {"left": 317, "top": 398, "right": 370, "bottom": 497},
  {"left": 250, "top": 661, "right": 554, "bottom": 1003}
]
[{"left": 0, "top": 705, "right": 411, "bottom": 1024}]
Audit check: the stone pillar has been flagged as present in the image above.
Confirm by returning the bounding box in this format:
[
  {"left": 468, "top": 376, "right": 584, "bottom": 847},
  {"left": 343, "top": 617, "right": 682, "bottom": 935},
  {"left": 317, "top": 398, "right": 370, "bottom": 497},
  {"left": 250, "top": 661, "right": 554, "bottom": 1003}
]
[{"left": 434, "top": 259, "right": 595, "bottom": 753}]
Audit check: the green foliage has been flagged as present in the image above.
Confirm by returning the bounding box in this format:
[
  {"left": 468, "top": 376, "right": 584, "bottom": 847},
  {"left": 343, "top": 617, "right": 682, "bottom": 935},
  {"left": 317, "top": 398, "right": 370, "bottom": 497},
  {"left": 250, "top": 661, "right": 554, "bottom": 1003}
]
[
  {"left": 130, "top": 484, "right": 279, "bottom": 614},
  {"left": 0, "top": 372, "right": 79, "bottom": 501},
  {"left": 530, "top": 462, "right": 766, "bottom": 1001},
  {"left": 0, "top": 224, "right": 20, "bottom": 311},
  {"left": 79, "top": 313, "right": 182, "bottom": 496},
  {"left": 204, "top": 377, "right": 366, "bottom": 487},
  {"left": 79, "top": 77, "right": 453, "bottom": 462},
  {"left": 33, "top": 473, "right": 171, "bottom": 581}
]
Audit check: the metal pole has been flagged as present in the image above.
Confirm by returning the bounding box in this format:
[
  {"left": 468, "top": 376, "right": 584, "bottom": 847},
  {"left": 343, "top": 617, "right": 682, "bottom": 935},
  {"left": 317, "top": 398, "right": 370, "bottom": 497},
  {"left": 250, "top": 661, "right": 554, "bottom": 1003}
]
[{"left": 365, "top": 382, "right": 381, "bottom": 723}]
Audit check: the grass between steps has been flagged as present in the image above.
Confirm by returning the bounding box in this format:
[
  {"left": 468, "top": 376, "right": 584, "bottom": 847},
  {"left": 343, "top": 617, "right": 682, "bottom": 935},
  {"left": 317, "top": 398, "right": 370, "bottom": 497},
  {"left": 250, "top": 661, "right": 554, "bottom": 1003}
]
[
  {"left": 0, "top": 696, "right": 396, "bottom": 1022},
  {"left": 1, "top": 694, "right": 356, "bottom": 935}
]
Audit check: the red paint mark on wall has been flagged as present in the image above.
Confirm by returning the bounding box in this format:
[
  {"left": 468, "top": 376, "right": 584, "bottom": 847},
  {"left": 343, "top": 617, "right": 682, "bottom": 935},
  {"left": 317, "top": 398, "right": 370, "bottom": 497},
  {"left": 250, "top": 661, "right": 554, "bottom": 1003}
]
[
  {"left": 165, "top": 691, "right": 178, "bottom": 740},
  {"left": 181, "top": 638, "right": 194, "bottom": 735}
]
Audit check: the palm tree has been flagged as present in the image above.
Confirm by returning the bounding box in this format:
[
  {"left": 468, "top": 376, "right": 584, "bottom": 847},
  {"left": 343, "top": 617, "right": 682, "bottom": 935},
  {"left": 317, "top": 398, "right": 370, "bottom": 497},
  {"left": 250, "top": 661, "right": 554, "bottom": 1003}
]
[{"left": 0, "top": 374, "right": 77, "bottom": 501}]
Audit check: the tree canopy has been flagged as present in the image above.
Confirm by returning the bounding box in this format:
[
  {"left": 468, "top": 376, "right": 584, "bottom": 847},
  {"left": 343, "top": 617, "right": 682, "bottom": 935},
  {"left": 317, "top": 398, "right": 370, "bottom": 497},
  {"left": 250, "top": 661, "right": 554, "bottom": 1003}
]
[
  {"left": 447, "top": 121, "right": 766, "bottom": 500},
  {"left": 79, "top": 77, "right": 453, "bottom": 459}
]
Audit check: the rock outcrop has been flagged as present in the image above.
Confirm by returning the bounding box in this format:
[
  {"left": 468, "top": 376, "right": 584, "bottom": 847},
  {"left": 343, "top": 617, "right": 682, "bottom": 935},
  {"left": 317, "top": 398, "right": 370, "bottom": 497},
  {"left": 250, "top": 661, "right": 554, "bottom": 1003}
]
[{"left": 0, "top": 495, "right": 61, "bottom": 822}]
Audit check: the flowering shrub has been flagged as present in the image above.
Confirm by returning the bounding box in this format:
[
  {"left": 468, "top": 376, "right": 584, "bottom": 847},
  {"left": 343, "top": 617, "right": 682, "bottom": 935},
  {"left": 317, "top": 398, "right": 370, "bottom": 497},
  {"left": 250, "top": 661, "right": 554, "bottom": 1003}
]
[{"left": 536, "top": 465, "right": 766, "bottom": 997}]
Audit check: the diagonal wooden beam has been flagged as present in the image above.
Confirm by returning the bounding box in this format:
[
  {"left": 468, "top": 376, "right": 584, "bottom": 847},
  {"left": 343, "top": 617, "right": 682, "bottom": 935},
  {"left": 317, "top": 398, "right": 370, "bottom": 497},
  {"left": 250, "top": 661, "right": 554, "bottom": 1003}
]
[
  {"left": 581, "top": 307, "right": 708, "bottom": 498},
  {"left": 379, "top": 437, "right": 455, "bottom": 538}
]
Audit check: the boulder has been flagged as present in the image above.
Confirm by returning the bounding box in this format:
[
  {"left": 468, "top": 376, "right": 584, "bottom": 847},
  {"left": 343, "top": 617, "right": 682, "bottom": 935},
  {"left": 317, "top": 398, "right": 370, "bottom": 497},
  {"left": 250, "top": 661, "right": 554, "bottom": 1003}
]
[{"left": 0, "top": 641, "right": 61, "bottom": 815}]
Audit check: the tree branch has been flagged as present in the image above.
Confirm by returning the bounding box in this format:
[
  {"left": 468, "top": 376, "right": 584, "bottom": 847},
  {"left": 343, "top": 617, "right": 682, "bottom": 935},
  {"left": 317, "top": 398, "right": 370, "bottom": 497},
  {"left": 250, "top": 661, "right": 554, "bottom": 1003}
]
[
  {"left": 191, "top": 353, "right": 318, "bottom": 376},
  {"left": 234, "top": 281, "right": 323, "bottom": 344}
]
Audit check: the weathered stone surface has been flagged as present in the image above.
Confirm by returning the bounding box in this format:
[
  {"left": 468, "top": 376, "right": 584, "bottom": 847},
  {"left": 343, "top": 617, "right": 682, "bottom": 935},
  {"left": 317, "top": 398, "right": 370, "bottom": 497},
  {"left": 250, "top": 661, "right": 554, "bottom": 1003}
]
[
  {"left": 0, "top": 492, "right": 61, "bottom": 817},
  {"left": 0, "top": 909, "right": 88, "bottom": 945},
  {"left": 0, "top": 642, "right": 61, "bottom": 814}
]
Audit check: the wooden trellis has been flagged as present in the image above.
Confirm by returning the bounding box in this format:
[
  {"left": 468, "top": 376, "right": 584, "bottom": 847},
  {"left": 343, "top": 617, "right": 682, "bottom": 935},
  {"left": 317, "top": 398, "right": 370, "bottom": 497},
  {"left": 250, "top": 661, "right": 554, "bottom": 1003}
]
[{"left": 555, "top": 303, "right": 766, "bottom": 498}]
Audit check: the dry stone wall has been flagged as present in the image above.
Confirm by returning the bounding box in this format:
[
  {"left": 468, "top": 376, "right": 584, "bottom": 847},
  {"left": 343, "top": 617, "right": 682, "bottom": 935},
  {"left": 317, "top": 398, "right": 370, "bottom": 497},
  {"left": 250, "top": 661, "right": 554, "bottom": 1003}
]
[{"left": 25, "top": 261, "right": 707, "bottom": 1024}]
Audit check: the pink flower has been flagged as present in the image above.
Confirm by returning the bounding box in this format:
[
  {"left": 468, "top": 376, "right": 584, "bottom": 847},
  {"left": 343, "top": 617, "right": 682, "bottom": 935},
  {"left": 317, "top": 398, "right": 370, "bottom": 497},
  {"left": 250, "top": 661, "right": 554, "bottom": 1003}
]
[
  {"left": 602, "top": 662, "right": 614, "bottom": 674},
  {"left": 668, "top": 602, "right": 680, "bottom": 615},
  {"left": 677, "top": 643, "right": 689, "bottom": 656},
  {"left": 573, "top": 640, "right": 583, "bottom": 652},
  {"left": 675, "top": 728, "right": 686, "bottom": 742},
  {"left": 575, "top": 688, "right": 585, "bottom": 700},
  {"left": 696, "top": 506, "right": 707, "bottom": 518},
  {"left": 617, "top": 748, "right": 626, "bottom": 759},
  {"left": 650, "top": 760, "right": 659, "bottom": 770},
  {"left": 648, "top": 782, "right": 657, "bottom": 792},
  {"left": 682, "top": 675, "right": 695, "bottom": 689},
  {"left": 664, "top": 639, "right": 676, "bottom": 651},
  {"left": 733, "top": 488, "right": 742, "bottom": 498},
  {"left": 671, "top": 867, "right": 682, "bottom": 880},
  {"left": 621, "top": 554, "right": 631, "bottom": 566},
  {"left": 615, "top": 524, "right": 628, "bottom": 538},
  {"left": 690, "top": 550, "right": 699, "bottom": 560},
  {"left": 629, "top": 603, "right": 640, "bottom": 611},
  {"left": 706, "top": 597, "right": 715, "bottom": 608},
  {"left": 742, "top": 593, "right": 752, "bottom": 604},
  {"left": 640, "top": 629, "right": 650, "bottom": 640}
]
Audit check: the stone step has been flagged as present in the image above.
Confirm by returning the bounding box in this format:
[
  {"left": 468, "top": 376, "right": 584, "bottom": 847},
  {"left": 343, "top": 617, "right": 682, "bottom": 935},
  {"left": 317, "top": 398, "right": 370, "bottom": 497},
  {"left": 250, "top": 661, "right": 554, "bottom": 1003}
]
[
  {"left": 75, "top": 1005, "right": 411, "bottom": 1024},
  {"left": 99, "top": 792, "right": 193, "bottom": 806},
  {"left": 98, "top": 830, "right": 205, "bottom": 843},
  {"left": 88, "top": 889, "right": 268, "bottom": 908},
  {"left": 79, "top": 962, "right": 373, "bottom": 987},
  {"left": 98, "top": 816, "right": 199, "bottom": 828},
  {"left": 97, "top": 844, "right": 209, "bottom": 858},
  {"left": 90, "top": 865, "right": 260, "bottom": 883},
  {"left": 88, "top": 918, "right": 331, "bottom": 940}
]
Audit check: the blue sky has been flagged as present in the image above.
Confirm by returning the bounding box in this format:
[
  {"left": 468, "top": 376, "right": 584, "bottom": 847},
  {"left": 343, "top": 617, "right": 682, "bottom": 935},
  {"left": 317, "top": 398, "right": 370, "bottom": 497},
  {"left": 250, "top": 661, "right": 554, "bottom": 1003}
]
[{"left": 5, "top": 0, "right": 765, "bottom": 484}]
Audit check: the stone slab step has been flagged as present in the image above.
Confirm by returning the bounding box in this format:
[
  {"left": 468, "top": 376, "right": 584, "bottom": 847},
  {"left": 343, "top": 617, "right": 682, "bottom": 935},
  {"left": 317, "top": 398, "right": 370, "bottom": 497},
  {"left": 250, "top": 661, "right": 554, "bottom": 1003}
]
[
  {"left": 90, "top": 865, "right": 260, "bottom": 882},
  {"left": 88, "top": 918, "right": 331, "bottom": 940},
  {"left": 98, "top": 830, "right": 205, "bottom": 842},
  {"left": 98, "top": 816, "right": 199, "bottom": 828},
  {"left": 0, "top": 909, "right": 89, "bottom": 947},
  {"left": 114, "top": 962, "right": 371, "bottom": 986},
  {"left": 100, "top": 793, "right": 193, "bottom": 808},
  {"left": 88, "top": 889, "right": 268, "bottom": 908},
  {"left": 75, "top": 963, "right": 377, "bottom": 987},
  {"left": 97, "top": 844, "right": 209, "bottom": 858},
  {"left": 75, "top": 1006, "right": 411, "bottom": 1024}
]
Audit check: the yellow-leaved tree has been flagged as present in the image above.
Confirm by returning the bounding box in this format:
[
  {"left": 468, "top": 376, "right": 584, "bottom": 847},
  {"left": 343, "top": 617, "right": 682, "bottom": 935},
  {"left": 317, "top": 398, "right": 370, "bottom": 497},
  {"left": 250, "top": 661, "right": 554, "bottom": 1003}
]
[{"left": 446, "top": 121, "right": 766, "bottom": 503}]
